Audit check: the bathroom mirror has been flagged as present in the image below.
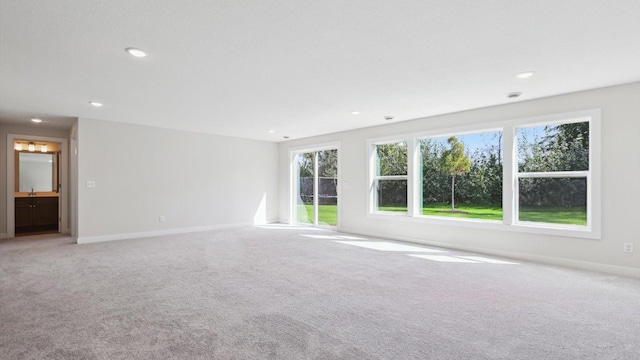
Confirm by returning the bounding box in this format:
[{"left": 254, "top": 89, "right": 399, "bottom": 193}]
[{"left": 17, "top": 152, "right": 58, "bottom": 192}]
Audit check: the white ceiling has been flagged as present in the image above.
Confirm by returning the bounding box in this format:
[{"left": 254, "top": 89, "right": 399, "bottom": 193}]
[{"left": 1, "top": 0, "right": 639, "bottom": 141}]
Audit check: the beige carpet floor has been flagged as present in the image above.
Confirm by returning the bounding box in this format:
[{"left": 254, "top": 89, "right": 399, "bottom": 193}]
[{"left": 1, "top": 225, "right": 639, "bottom": 359}]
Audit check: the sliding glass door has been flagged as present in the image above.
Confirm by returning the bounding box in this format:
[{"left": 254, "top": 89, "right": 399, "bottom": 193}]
[
  {"left": 295, "top": 152, "right": 314, "bottom": 224},
  {"left": 293, "top": 149, "right": 338, "bottom": 227}
]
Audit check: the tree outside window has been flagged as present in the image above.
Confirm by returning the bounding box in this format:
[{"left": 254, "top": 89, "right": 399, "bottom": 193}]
[{"left": 420, "top": 131, "right": 503, "bottom": 220}]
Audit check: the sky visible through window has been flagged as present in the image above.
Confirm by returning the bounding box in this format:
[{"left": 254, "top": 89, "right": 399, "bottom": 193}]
[
  {"left": 425, "top": 127, "right": 547, "bottom": 155},
  {"left": 428, "top": 130, "right": 504, "bottom": 154}
]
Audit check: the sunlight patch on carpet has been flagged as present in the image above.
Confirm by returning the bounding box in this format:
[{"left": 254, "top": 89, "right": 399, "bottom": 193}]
[
  {"left": 334, "top": 241, "right": 444, "bottom": 252},
  {"left": 256, "top": 225, "right": 324, "bottom": 231},
  {"left": 407, "top": 254, "right": 481, "bottom": 263},
  {"left": 302, "top": 234, "right": 344, "bottom": 239},
  {"left": 458, "top": 256, "right": 519, "bottom": 265},
  {"left": 302, "top": 234, "right": 367, "bottom": 240},
  {"left": 408, "top": 254, "right": 520, "bottom": 264}
]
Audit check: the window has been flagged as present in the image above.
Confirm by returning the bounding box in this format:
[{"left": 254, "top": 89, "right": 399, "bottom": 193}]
[
  {"left": 419, "top": 131, "right": 503, "bottom": 221},
  {"left": 516, "top": 121, "right": 590, "bottom": 227},
  {"left": 367, "top": 109, "right": 600, "bottom": 238},
  {"left": 373, "top": 142, "right": 407, "bottom": 213}
]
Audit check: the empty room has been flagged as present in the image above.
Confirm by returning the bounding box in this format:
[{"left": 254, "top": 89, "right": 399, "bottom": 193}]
[{"left": 1, "top": 1, "right": 639, "bottom": 359}]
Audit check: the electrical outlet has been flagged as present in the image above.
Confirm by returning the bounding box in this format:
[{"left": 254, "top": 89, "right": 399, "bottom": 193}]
[
  {"left": 159, "top": 216, "right": 165, "bottom": 223},
  {"left": 86, "top": 181, "right": 96, "bottom": 188},
  {"left": 624, "top": 242, "right": 633, "bottom": 254}
]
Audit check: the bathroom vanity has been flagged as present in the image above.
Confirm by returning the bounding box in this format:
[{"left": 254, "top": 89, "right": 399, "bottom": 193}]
[{"left": 15, "top": 194, "right": 59, "bottom": 235}]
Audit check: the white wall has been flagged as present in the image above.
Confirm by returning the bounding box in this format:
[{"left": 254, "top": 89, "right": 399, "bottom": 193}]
[
  {"left": 278, "top": 82, "right": 640, "bottom": 277},
  {"left": 77, "top": 118, "right": 278, "bottom": 242},
  {"left": 0, "top": 123, "right": 70, "bottom": 238}
]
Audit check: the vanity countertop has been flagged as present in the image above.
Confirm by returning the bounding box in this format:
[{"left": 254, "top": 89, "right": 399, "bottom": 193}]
[{"left": 15, "top": 192, "right": 59, "bottom": 198}]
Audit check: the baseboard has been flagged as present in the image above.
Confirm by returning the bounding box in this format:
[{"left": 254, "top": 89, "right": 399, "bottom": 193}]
[
  {"left": 339, "top": 227, "right": 640, "bottom": 279},
  {"left": 77, "top": 223, "right": 251, "bottom": 244},
  {"left": 1, "top": 232, "right": 72, "bottom": 239}
]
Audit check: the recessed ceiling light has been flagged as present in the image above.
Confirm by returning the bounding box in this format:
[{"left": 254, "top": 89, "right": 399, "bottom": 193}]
[
  {"left": 507, "top": 92, "right": 522, "bottom": 99},
  {"left": 351, "top": 111, "right": 360, "bottom": 115},
  {"left": 125, "top": 47, "right": 148, "bottom": 58},
  {"left": 89, "top": 101, "right": 103, "bottom": 107},
  {"left": 31, "top": 118, "right": 42, "bottom": 123},
  {"left": 516, "top": 71, "right": 535, "bottom": 79},
  {"left": 268, "top": 129, "right": 276, "bottom": 133}
]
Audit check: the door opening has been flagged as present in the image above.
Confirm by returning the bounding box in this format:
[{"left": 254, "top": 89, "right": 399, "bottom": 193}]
[
  {"left": 13, "top": 140, "right": 61, "bottom": 236},
  {"left": 7, "top": 134, "right": 68, "bottom": 239}
]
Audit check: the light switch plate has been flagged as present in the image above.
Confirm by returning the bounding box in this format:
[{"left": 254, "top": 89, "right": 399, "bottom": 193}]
[{"left": 87, "top": 181, "right": 96, "bottom": 188}]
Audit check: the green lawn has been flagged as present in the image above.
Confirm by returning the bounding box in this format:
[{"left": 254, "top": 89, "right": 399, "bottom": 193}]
[
  {"left": 519, "top": 207, "right": 586, "bottom": 226},
  {"left": 296, "top": 204, "right": 338, "bottom": 226},
  {"left": 379, "top": 204, "right": 586, "bottom": 225},
  {"left": 296, "top": 205, "right": 313, "bottom": 224},
  {"left": 296, "top": 204, "right": 586, "bottom": 226},
  {"left": 377, "top": 204, "right": 503, "bottom": 221},
  {"left": 422, "top": 204, "right": 503, "bottom": 221}
]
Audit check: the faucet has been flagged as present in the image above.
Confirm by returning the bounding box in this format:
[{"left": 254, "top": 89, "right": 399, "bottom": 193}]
[{"left": 30, "top": 188, "right": 36, "bottom": 196}]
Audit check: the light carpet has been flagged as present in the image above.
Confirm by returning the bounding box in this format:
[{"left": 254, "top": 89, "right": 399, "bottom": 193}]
[{"left": 1, "top": 226, "right": 639, "bottom": 359}]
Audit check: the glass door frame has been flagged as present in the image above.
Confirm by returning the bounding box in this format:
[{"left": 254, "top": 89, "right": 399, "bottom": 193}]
[{"left": 289, "top": 143, "right": 340, "bottom": 228}]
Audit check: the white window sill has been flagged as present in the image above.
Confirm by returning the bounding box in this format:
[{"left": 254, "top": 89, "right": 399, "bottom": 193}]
[
  {"left": 371, "top": 211, "right": 409, "bottom": 217},
  {"left": 366, "top": 212, "right": 600, "bottom": 239}
]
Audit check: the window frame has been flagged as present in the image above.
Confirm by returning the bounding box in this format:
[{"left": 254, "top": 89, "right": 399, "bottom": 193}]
[
  {"left": 369, "top": 140, "right": 410, "bottom": 215},
  {"left": 367, "top": 109, "right": 601, "bottom": 239},
  {"left": 415, "top": 128, "right": 505, "bottom": 223},
  {"left": 513, "top": 118, "right": 593, "bottom": 229}
]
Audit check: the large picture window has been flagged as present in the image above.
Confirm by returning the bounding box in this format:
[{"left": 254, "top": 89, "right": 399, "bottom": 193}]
[
  {"left": 419, "top": 131, "right": 503, "bottom": 221},
  {"left": 367, "top": 109, "right": 600, "bottom": 239}
]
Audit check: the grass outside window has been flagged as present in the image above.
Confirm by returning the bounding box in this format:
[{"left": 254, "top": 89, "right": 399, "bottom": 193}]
[
  {"left": 391, "top": 204, "right": 585, "bottom": 225},
  {"left": 301, "top": 204, "right": 586, "bottom": 226}
]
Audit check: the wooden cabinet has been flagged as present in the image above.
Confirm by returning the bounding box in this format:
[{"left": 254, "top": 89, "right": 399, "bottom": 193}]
[
  {"left": 15, "top": 196, "right": 58, "bottom": 234},
  {"left": 15, "top": 198, "right": 31, "bottom": 228}
]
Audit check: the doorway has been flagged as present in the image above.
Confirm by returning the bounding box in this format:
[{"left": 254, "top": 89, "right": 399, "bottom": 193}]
[
  {"left": 292, "top": 148, "right": 339, "bottom": 227},
  {"left": 6, "top": 134, "right": 68, "bottom": 238}
]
